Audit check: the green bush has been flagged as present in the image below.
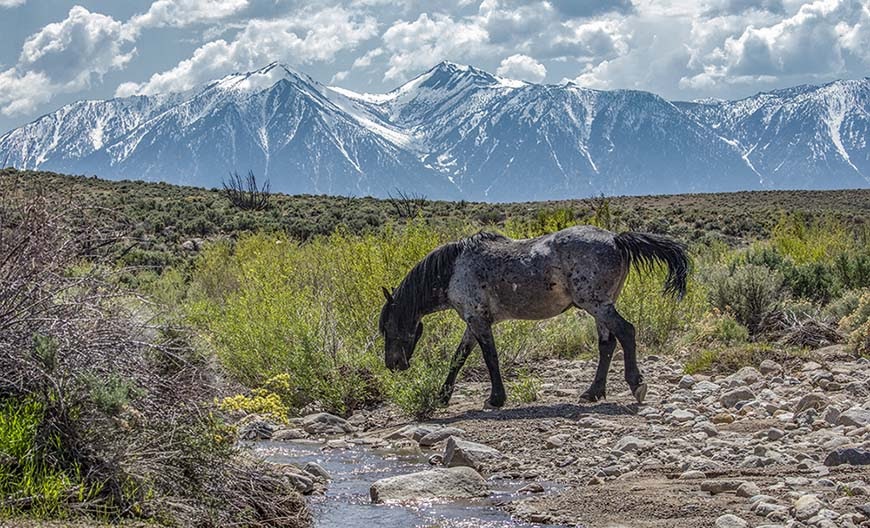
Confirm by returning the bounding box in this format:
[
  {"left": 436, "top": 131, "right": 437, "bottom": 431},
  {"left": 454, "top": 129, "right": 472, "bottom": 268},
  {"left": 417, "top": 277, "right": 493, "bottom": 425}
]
[
  {"left": 508, "top": 369, "right": 542, "bottom": 404},
  {"left": 705, "top": 263, "right": 785, "bottom": 334}
]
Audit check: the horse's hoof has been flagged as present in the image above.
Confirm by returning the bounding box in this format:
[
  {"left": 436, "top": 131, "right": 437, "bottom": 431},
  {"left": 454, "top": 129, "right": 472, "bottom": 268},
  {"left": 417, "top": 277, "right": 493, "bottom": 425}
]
[
  {"left": 578, "top": 392, "right": 603, "bottom": 404},
  {"left": 632, "top": 383, "right": 648, "bottom": 404},
  {"left": 483, "top": 398, "right": 504, "bottom": 410}
]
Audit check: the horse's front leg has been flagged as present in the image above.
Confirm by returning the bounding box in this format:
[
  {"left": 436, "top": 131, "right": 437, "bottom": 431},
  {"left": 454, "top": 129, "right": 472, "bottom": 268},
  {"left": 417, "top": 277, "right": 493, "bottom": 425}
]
[
  {"left": 468, "top": 318, "right": 506, "bottom": 408},
  {"left": 438, "top": 326, "right": 476, "bottom": 406}
]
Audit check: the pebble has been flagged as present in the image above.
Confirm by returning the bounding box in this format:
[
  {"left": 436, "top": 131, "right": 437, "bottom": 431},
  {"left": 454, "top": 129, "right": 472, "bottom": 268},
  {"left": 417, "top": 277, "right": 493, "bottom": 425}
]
[{"left": 715, "top": 514, "right": 748, "bottom": 528}]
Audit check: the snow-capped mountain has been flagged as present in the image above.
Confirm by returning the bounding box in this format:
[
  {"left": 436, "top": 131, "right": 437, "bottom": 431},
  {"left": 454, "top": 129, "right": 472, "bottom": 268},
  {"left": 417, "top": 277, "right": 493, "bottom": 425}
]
[{"left": 1, "top": 61, "right": 868, "bottom": 200}]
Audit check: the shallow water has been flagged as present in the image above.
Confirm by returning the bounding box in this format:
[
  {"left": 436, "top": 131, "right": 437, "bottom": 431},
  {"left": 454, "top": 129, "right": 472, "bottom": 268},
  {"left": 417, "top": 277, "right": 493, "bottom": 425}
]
[{"left": 252, "top": 440, "right": 565, "bottom": 528}]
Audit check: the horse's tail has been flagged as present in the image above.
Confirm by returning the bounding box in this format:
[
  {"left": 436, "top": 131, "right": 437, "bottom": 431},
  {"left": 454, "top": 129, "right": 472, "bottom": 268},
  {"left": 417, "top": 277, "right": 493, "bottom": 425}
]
[{"left": 614, "top": 232, "right": 689, "bottom": 300}]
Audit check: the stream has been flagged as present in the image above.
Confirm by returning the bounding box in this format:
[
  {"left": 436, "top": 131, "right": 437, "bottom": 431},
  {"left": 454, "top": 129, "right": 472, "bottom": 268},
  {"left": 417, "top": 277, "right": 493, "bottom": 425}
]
[{"left": 251, "top": 440, "right": 565, "bottom": 528}]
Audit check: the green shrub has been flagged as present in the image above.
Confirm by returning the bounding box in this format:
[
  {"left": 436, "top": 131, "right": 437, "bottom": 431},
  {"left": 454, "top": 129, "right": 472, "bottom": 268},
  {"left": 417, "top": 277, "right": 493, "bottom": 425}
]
[
  {"left": 684, "top": 343, "right": 798, "bottom": 375},
  {"left": 509, "top": 369, "right": 542, "bottom": 404},
  {"left": 838, "top": 289, "right": 870, "bottom": 357},
  {"left": 683, "top": 309, "right": 749, "bottom": 347},
  {"left": 705, "top": 263, "right": 784, "bottom": 334}
]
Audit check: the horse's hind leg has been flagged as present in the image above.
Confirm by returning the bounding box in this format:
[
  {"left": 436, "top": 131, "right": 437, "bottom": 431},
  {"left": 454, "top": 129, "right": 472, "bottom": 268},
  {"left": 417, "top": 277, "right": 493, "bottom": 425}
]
[
  {"left": 438, "top": 326, "right": 476, "bottom": 406},
  {"left": 579, "top": 320, "right": 617, "bottom": 404},
  {"left": 588, "top": 303, "right": 647, "bottom": 404}
]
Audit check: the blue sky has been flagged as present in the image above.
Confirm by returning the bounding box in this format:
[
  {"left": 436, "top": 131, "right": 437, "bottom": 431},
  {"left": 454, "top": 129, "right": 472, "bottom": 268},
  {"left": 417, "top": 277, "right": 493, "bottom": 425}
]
[{"left": 1, "top": 0, "right": 868, "bottom": 133}]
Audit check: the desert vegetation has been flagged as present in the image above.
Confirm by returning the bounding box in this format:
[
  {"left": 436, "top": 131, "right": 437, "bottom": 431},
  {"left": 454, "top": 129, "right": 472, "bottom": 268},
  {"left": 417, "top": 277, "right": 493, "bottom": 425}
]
[{"left": 1, "top": 168, "right": 868, "bottom": 526}]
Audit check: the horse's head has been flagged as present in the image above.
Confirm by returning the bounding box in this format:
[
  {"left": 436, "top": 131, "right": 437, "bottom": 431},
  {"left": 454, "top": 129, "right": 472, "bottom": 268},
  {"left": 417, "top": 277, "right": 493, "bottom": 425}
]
[{"left": 378, "top": 286, "right": 423, "bottom": 371}]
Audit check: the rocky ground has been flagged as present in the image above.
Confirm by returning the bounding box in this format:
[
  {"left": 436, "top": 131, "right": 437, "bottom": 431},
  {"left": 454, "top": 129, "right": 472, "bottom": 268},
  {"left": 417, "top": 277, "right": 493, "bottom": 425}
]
[{"left": 252, "top": 344, "right": 870, "bottom": 528}]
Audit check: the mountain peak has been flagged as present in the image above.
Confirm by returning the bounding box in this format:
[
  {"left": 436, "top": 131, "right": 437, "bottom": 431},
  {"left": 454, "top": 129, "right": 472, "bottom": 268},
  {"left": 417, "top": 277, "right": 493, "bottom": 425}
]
[{"left": 210, "top": 62, "right": 316, "bottom": 93}]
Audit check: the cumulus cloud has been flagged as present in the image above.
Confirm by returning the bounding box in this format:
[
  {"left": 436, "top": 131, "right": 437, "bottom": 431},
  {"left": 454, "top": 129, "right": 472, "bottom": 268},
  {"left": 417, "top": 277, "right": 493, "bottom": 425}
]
[
  {"left": 118, "top": 6, "right": 377, "bottom": 95},
  {"left": 0, "top": 6, "right": 134, "bottom": 116},
  {"left": 496, "top": 53, "right": 547, "bottom": 82},
  {"left": 682, "top": 0, "right": 870, "bottom": 89},
  {"left": 381, "top": 13, "right": 489, "bottom": 80},
  {"left": 0, "top": 0, "right": 26, "bottom": 7},
  {"left": 127, "top": 0, "right": 250, "bottom": 33}
]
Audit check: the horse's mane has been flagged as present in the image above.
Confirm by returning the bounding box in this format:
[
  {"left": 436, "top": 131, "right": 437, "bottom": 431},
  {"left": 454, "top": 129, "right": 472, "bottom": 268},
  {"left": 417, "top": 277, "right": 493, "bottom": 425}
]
[{"left": 380, "top": 231, "right": 507, "bottom": 332}]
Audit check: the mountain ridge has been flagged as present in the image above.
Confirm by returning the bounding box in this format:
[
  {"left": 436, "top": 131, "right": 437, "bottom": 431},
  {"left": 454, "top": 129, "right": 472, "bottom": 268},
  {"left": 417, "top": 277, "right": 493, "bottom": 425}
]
[{"left": 1, "top": 61, "right": 868, "bottom": 201}]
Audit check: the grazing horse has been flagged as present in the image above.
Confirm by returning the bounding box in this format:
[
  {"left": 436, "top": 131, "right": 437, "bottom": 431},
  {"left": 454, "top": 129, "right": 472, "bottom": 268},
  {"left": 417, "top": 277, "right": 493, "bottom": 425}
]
[{"left": 378, "top": 225, "right": 688, "bottom": 408}]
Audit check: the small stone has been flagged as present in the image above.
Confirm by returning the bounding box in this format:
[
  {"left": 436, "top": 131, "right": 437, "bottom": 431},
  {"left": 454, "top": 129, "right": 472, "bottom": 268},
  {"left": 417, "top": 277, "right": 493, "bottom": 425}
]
[
  {"left": 702, "top": 480, "right": 744, "bottom": 494},
  {"left": 679, "top": 470, "right": 706, "bottom": 480},
  {"left": 759, "top": 359, "right": 782, "bottom": 375},
  {"left": 614, "top": 435, "right": 652, "bottom": 452},
  {"left": 736, "top": 481, "right": 761, "bottom": 497},
  {"left": 301, "top": 412, "right": 356, "bottom": 435},
  {"left": 546, "top": 433, "right": 571, "bottom": 448},
  {"left": 838, "top": 408, "right": 870, "bottom": 428},
  {"left": 720, "top": 387, "right": 756, "bottom": 408},
  {"left": 728, "top": 366, "right": 762, "bottom": 385},
  {"left": 794, "top": 393, "right": 830, "bottom": 414},
  {"left": 712, "top": 412, "right": 735, "bottom": 424},
  {"left": 670, "top": 409, "right": 695, "bottom": 422},
  {"left": 444, "top": 437, "right": 503, "bottom": 471},
  {"left": 793, "top": 494, "right": 823, "bottom": 521},
  {"left": 823, "top": 448, "right": 870, "bottom": 466},
  {"left": 678, "top": 375, "right": 696, "bottom": 389},
  {"left": 765, "top": 428, "right": 785, "bottom": 441},
  {"left": 715, "top": 513, "right": 748, "bottom": 528}
]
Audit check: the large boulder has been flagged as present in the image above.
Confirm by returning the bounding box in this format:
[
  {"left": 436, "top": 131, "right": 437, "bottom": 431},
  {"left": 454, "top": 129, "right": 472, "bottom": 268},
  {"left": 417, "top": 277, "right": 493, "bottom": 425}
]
[
  {"left": 301, "top": 412, "right": 356, "bottom": 435},
  {"left": 443, "top": 437, "right": 503, "bottom": 471},
  {"left": 370, "top": 466, "right": 489, "bottom": 503}
]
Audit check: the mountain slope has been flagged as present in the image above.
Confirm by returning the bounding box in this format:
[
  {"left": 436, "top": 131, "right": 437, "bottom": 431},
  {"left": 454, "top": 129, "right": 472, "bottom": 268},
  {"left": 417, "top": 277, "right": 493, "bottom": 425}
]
[{"left": 1, "top": 62, "right": 868, "bottom": 200}]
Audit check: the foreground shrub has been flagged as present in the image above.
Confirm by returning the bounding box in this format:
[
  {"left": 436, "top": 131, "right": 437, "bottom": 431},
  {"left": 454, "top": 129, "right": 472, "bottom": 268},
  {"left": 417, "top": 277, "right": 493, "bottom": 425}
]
[{"left": 0, "top": 192, "right": 308, "bottom": 526}]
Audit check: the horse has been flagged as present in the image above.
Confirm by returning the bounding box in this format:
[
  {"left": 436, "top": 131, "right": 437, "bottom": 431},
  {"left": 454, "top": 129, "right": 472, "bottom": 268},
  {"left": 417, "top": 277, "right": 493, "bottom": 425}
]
[{"left": 378, "top": 225, "right": 689, "bottom": 408}]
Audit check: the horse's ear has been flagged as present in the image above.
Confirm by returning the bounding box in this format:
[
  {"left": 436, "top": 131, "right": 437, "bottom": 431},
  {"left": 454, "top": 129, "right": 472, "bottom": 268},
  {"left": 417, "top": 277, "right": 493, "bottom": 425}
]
[{"left": 381, "top": 286, "right": 394, "bottom": 304}]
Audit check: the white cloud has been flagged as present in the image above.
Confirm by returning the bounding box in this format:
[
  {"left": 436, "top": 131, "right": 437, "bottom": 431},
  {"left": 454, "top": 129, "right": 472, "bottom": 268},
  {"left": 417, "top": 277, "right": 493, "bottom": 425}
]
[
  {"left": 496, "top": 53, "right": 546, "bottom": 82},
  {"left": 118, "top": 6, "right": 377, "bottom": 96},
  {"left": 682, "top": 0, "right": 870, "bottom": 89},
  {"left": 0, "top": 0, "right": 26, "bottom": 7},
  {"left": 381, "top": 13, "right": 489, "bottom": 80},
  {"left": 0, "top": 6, "right": 134, "bottom": 116},
  {"left": 127, "top": 0, "right": 250, "bottom": 33}
]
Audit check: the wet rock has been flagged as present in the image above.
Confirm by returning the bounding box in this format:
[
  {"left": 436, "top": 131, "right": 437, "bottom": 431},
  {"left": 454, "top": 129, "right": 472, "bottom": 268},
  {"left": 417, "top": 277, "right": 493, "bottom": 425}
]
[
  {"left": 302, "top": 413, "right": 356, "bottom": 435},
  {"left": 720, "top": 387, "right": 756, "bottom": 408},
  {"left": 418, "top": 427, "right": 465, "bottom": 446},
  {"left": 823, "top": 448, "right": 870, "bottom": 466},
  {"left": 272, "top": 428, "right": 306, "bottom": 441},
  {"left": 517, "top": 482, "right": 545, "bottom": 494},
  {"left": 838, "top": 408, "right": 870, "bottom": 428},
  {"left": 793, "top": 494, "right": 823, "bottom": 521},
  {"left": 370, "top": 466, "right": 489, "bottom": 503},
  {"left": 715, "top": 513, "right": 748, "bottom": 528},
  {"left": 238, "top": 417, "right": 278, "bottom": 440},
  {"left": 303, "top": 462, "right": 330, "bottom": 480},
  {"left": 273, "top": 464, "right": 315, "bottom": 493},
  {"left": 444, "top": 437, "right": 503, "bottom": 471}
]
